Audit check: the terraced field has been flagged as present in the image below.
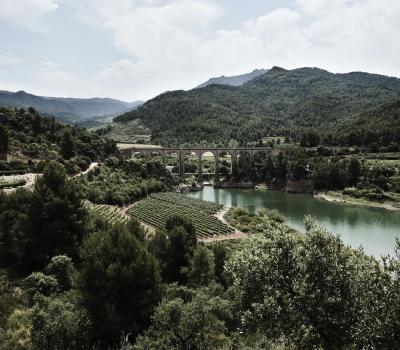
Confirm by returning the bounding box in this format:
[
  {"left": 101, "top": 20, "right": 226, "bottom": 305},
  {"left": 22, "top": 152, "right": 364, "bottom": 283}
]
[
  {"left": 85, "top": 201, "right": 129, "bottom": 225},
  {"left": 128, "top": 193, "right": 233, "bottom": 238}
]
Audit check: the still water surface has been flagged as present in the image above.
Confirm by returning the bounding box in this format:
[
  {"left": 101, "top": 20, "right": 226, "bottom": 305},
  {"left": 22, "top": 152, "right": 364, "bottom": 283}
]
[{"left": 184, "top": 187, "right": 400, "bottom": 258}]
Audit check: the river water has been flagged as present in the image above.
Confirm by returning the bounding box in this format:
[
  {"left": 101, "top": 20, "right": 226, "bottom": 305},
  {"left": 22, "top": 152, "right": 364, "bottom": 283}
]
[{"left": 184, "top": 187, "right": 400, "bottom": 258}]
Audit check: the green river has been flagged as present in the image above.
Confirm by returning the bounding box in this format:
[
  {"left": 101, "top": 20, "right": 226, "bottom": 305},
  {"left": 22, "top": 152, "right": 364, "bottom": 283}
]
[{"left": 184, "top": 187, "right": 400, "bottom": 258}]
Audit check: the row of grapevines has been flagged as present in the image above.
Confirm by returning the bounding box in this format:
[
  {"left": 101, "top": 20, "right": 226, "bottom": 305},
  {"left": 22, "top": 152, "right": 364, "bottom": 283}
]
[
  {"left": 84, "top": 201, "right": 129, "bottom": 225},
  {"left": 127, "top": 195, "right": 232, "bottom": 238}
]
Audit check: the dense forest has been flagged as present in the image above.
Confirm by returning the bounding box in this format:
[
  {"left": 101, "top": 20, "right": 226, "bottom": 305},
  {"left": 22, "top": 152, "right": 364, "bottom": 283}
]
[
  {"left": 115, "top": 67, "right": 400, "bottom": 147},
  {"left": 0, "top": 106, "right": 117, "bottom": 175}
]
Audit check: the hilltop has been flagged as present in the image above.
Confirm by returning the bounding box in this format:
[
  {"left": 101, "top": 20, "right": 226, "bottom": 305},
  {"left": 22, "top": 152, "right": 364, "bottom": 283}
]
[{"left": 196, "top": 68, "right": 268, "bottom": 88}]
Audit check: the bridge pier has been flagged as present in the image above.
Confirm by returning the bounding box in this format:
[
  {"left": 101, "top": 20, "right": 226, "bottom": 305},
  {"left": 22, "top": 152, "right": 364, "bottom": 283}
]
[
  {"left": 122, "top": 147, "right": 273, "bottom": 182},
  {"left": 231, "top": 150, "right": 238, "bottom": 178},
  {"left": 179, "top": 150, "right": 185, "bottom": 178},
  {"left": 214, "top": 152, "right": 219, "bottom": 183},
  {"left": 250, "top": 150, "right": 255, "bottom": 167},
  {"left": 197, "top": 151, "right": 203, "bottom": 182}
]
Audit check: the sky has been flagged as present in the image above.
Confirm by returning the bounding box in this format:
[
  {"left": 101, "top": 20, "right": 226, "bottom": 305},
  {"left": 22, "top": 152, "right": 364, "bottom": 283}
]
[{"left": 0, "top": 0, "right": 400, "bottom": 102}]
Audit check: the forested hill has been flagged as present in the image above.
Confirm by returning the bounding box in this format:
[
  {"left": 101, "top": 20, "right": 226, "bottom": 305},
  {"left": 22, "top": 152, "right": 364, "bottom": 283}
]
[
  {"left": 0, "top": 106, "right": 117, "bottom": 175},
  {"left": 196, "top": 68, "right": 268, "bottom": 88},
  {"left": 0, "top": 90, "right": 142, "bottom": 124},
  {"left": 115, "top": 67, "right": 400, "bottom": 146}
]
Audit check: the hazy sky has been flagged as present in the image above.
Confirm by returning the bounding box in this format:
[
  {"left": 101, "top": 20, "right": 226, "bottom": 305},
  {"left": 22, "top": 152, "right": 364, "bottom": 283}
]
[{"left": 1, "top": 0, "right": 399, "bottom": 101}]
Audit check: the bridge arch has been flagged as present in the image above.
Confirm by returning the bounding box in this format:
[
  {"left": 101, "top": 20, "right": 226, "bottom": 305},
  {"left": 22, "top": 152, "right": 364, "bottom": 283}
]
[{"left": 120, "top": 146, "right": 272, "bottom": 181}]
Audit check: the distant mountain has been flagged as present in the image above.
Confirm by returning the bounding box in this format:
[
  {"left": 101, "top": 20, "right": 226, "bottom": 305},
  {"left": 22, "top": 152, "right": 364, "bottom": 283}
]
[
  {"left": 196, "top": 68, "right": 268, "bottom": 88},
  {"left": 116, "top": 66, "right": 400, "bottom": 146},
  {"left": 0, "top": 90, "right": 143, "bottom": 124}
]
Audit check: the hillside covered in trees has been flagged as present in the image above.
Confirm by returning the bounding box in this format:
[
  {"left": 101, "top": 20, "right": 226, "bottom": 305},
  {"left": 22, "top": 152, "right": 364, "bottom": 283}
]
[
  {"left": 0, "top": 106, "right": 117, "bottom": 175},
  {"left": 115, "top": 67, "right": 400, "bottom": 147}
]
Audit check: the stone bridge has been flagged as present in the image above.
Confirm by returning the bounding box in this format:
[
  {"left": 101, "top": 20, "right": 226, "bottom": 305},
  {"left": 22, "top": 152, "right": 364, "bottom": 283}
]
[{"left": 120, "top": 146, "right": 273, "bottom": 182}]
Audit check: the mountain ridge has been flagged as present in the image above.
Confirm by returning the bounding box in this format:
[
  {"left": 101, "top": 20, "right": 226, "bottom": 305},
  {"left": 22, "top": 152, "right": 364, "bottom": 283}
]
[
  {"left": 196, "top": 68, "right": 268, "bottom": 88},
  {"left": 0, "top": 90, "right": 143, "bottom": 124},
  {"left": 115, "top": 66, "right": 400, "bottom": 146}
]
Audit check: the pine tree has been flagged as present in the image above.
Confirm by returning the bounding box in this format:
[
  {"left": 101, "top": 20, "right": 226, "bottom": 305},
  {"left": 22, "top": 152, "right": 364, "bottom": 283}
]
[{"left": 60, "top": 130, "right": 74, "bottom": 159}]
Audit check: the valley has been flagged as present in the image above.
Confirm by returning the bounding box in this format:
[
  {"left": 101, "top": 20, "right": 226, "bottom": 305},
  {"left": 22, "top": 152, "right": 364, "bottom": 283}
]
[
  {"left": 3, "top": 0, "right": 400, "bottom": 346},
  {"left": 1, "top": 67, "right": 400, "bottom": 350}
]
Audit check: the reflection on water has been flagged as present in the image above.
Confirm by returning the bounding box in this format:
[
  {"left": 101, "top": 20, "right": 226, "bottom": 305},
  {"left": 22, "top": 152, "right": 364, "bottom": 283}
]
[{"left": 184, "top": 188, "right": 400, "bottom": 258}]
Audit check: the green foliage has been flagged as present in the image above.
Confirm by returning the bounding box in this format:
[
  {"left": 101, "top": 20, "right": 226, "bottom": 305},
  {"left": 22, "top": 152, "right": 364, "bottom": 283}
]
[
  {"left": 225, "top": 207, "right": 286, "bottom": 235},
  {"left": 79, "top": 160, "right": 174, "bottom": 206},
  {"left": 79, "top": 223, "right": 161, "bottom": 346},
  {"left": 23, "top": 163, "right": 86, "bottom": 272},
  {"left": 0, "top": 162, "right": 87, "bottom": 274},
  {"left": 310, "top": 156, "right": 363, "bottom": 190},
  {"left": 347, "top": 157, "right": 362, "bottom": 186},
  {"left": 299, "top": 130, "right": 320, "bottom": 147},
  {"left": 226, "top": 216, "right": 400, "bottom": 349},
  {"left": 29, "top": 293, "right": 91, "bottom": 350},
  {"left": 211, "top": 243, "right": 230, "bottom": 287},
  {"left": 0, "top": 160, "right": 28, "bottom": 175},
  {"left": 0, "top": 123, "right": 9, "bottom": 155},
  {"left": 187, "top": 245, "right": 215, "bottom": 287},
  {"left": 44, "top": 255, "right": 75, "bottom": 291},
  {"left": 0, "top": 308, "right": 32, "bottom": 350},
  {"left": 0, "top": 106, "right": 117, "bottom": 171},
  {"left": 150, "top": 216, "right": 197, "bottom": 284},
  {"left": 23, "top": 273, "right": 59, "bottom": 303},
  {"left": 134, "top": 284, "right": 232, "bottom": 350},
  {"left": 60, "top": 129, "right": 75, "bottom": 159}
]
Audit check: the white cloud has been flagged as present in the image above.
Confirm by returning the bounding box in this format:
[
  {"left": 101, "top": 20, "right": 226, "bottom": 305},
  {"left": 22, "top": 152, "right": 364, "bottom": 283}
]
[
  {"left": 298, "top": 0, "right": 400, "bottom": 75},
  {"left": 33, "top": 69, "right": 100, "bottom": 98},
  {"left": 0, "top": 54, "right": 22, "bottom": 66},
  {"left": 76, "top": 0, "right": 400, "bottom": 100},
  {"left": 0, "top": 0, "right": 59, "bottom": 30},
  {"left": 2, "top": 0, "right": 400, "bottom": 101}
]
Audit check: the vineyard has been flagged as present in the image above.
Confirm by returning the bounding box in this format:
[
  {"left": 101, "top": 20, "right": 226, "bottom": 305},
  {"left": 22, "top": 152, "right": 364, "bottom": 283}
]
[
  {"left": 128, "top": 193, "right": 233, "bottom": 238},
  {"left": 84, "top": 201, "right": 129, "bottom": 225},
  {"left": 149, "top": 192, "right": 222, "bottom": 214}
]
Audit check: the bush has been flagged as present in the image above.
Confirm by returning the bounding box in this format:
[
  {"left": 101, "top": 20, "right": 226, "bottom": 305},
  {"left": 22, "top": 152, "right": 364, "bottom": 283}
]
[{"left": 23, "top": 272, "right": 59, "bottom": 302}]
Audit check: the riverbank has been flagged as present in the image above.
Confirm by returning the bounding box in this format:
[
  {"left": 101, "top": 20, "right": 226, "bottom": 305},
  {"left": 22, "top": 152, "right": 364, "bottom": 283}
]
[{"left": 315, "top": 191, "right": 400, "bottom": 211}]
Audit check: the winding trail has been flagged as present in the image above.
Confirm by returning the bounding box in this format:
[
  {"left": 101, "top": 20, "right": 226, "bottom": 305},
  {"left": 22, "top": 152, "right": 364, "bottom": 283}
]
[
  {"left": 72, "top": 162, "right": 99, "bottom": 177},
  {"left": 3, "top": 162, "right": 99, "bottom": 194},
  {"left": 199, "top": 207, "right": 248, "bottom": 243},
  {"left": 120, "top": 201, "right": 157, "bottom": 235}
]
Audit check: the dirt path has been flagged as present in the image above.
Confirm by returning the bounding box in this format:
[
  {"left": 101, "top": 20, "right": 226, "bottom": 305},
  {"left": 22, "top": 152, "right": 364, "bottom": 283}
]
[
  {"left": 2, "top": 162, "right": 100, "bottom": 195},
  {"left": 120, "top": 201, "right": 157, "bottom": 235},
  {"left": 121, "top": 202, "right": 136, "bottom": 214},
  {"left": 199, "top": 207, "right": 247, "bottom": 243},
  {"left": 73, "top": 162, "right": 99, "bottom": 177}
]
